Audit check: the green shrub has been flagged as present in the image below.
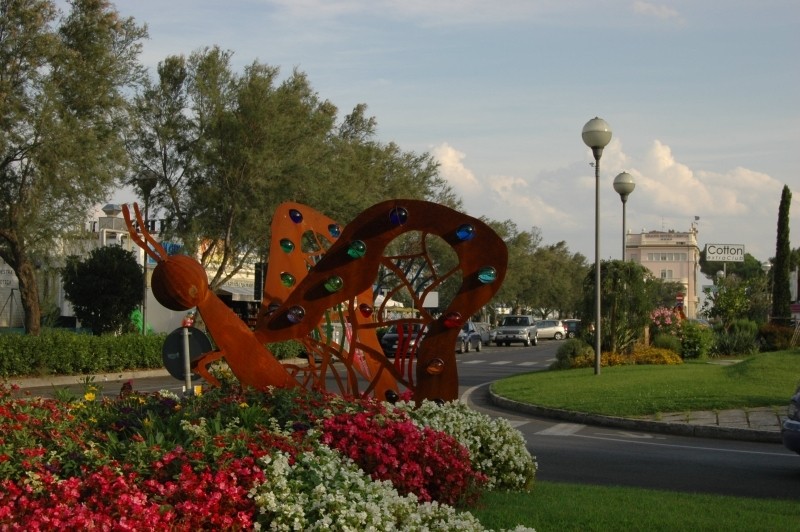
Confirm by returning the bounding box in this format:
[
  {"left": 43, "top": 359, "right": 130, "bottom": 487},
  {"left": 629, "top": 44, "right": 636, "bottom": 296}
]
[
  {"left": 0, "top": 330, "right": 165, "bottom": 378},
  {"left": 551, "top": 338, "right": 594, "bottom": 369},
  {"left": 679, "top": 321, "right": 714, "bottom": 359},
  {"left": 267, "top": 340, "right": 307, "bottom": 360},
  {"left": 713, "top": 319, "right": 759, "bottom": 357},
  {"left": 652, "top": 333, "right": 681, "bottom": 354},
  {"left": 757, "top": 322, "right": 795, "bottom": 352}
]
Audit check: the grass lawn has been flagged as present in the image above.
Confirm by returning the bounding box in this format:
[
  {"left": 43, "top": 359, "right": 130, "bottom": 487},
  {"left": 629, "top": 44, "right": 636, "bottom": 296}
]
[
  {"left": 491, "top": 351, "right": 800, "bottom": 417},
  {"left": 473, "top": 481, "right": 800, "bottom": 531}
]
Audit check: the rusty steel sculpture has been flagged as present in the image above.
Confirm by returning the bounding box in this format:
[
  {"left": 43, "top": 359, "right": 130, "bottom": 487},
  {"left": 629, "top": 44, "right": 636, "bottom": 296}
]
[{"left": 123, "top": 200, "right": 507, "bottom": 403}]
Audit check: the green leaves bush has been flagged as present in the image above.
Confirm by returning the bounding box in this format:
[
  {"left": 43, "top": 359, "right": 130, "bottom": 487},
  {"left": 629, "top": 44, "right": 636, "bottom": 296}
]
[
  {"left": 757, "top": 322, "right": 796, "bottom": 352},
  {"left": 0, "top": 330, "right": 165, "bottom": 377},
  {"left": 678, "top": 321, "right": 714, "bottom": 359},
  {"left": 713, "top": 319, "right": 759, "bottom": 357},
  {"left": 551, "top": 339, "right": 594, "bottom": 370},
  {"left": 652, "top": 333, "right": 681, "bottom": 354}
]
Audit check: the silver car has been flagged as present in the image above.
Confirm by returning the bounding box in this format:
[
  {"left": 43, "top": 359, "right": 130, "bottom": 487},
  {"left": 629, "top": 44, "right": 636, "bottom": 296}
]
[
  {"left": 536, "top": 319, "right": 567, "bottom": 340},
  {"left": 493, "top": 315, "right": 538, "bottom": 347}
]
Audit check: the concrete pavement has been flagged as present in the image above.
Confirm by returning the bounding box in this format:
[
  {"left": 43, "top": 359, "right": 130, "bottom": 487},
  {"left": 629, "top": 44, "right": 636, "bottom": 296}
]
[{"left": 488, "top": 389, "right": 786, "bottom": 444}]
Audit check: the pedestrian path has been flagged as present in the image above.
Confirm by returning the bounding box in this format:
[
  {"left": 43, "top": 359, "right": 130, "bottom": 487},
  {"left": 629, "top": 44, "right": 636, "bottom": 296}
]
[{"left": 489, "top": 390, "right": 786, "bottom": 443}]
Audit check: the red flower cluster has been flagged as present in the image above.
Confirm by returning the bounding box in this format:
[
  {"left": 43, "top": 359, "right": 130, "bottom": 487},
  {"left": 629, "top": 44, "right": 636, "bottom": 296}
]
[
  {"left": 0, "top": 454, "right": 264, "bottom": 529},
  {"left": 320, "top": 406, "right": 487, "bottom": 506}
]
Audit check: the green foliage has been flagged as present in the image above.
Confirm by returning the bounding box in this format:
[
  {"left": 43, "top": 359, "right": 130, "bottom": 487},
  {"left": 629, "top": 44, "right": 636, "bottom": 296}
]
[
  {"left": 0, "top": 330, "right": 164, "bottom": 377},
  {"left": 61, "top": 246, "right": 144, "bottom": 335},
  {"left": 757, "top": 322, "right": 795, "bottom": 352},
  {"left": 266, "top": 340, "right": 306, "bottom": 361},
  {"left": 0, "top": 0, "right": 146, "bottom": 335},
  {"left": 652, "top": 333, "right": 681, "bottom": 353},
  {"left": 128, "top": 48, "right": 453, "bottom": 290},
  {"left": 580, "top": 260, "right": 657, "bottom": 353},
  {"left": 678, "top": 321, "right": 714, "bottom": 359},
  {"left": 772, "top": 185, "right": 792, "bottom": 323},
  {"left": 701, "top": 274, "right": 760, "bottom": 326},
  {"left": 712, "top": 319, "right": 759, "bottom": 357},
  {"left": 551, "top": 338, "right": 594, "bottom": 370}
]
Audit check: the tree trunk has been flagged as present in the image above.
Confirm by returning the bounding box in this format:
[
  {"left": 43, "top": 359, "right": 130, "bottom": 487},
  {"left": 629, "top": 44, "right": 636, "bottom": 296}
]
[{"left": 15, "top": 255, "right": 41, "bottom": 336}]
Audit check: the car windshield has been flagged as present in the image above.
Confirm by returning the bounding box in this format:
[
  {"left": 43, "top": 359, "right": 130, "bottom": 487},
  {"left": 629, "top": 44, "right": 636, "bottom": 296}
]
[{"left": 501, "top": 317, "right": 528, "bottom": 326}]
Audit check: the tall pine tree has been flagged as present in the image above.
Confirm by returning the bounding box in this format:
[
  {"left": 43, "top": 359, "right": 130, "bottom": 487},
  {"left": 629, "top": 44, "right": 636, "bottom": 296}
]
[{"left": 771, "top": 185, "right": 792, "bottom": 323}]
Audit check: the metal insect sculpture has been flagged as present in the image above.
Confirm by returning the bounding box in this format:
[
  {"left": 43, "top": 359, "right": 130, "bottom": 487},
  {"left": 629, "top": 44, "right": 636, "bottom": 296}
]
[{"left": 123, "top": 200, "right": 507, "bottom": 403}]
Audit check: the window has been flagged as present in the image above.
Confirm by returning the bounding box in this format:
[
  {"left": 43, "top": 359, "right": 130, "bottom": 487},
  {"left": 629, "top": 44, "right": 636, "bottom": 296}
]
[
  {"left": 660, "top": 270, "right": 673, "bottom": 279},
  {"left": 647, "top": 252, "right": 689, "bottom": 261}
]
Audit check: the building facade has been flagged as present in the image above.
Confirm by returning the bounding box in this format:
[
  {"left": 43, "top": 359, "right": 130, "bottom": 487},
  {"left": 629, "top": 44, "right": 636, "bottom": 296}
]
[{"left": 625, "top": 225, "right": 701, "bottom": 318}]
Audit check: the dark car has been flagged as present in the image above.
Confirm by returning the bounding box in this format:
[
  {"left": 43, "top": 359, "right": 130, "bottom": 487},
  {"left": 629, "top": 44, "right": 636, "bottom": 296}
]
[
  {"left": 563, "top": 319, "right": 581, "bottom": 339},
  {"left": 380, "top": 323, "right": 425, "bottom": 358},
  {"left": 781, "top": 385, "right": 800, "bottom": 455},
  {"left": 456, "top": 321, "right": 492, "bottom": 353}
]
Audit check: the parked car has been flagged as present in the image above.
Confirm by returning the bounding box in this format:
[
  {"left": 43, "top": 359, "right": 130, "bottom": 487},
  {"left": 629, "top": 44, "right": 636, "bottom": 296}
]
[
  {"left": 781, "top": 385, "right": 800, "bottom": 455},
  {"left": 380, "top": 323, "right": 425, "bottom": 358},
  {"left": 456, "top": 321, "right": 492, "bottom": 353},
  {"left": 493, "top": 315, "right": 538, "bottom": 347},
  {"left": 536, "top": 319, "right": 567, "bottom": 340},
  {"left": 562, "top": 319, "right": 581, "bottom": 339}
]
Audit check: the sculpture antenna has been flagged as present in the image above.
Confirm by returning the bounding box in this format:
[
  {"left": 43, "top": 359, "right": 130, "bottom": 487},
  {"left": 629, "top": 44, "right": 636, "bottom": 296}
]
[{"left": 122, "top": 203, "right": 168, "bottom": 263}]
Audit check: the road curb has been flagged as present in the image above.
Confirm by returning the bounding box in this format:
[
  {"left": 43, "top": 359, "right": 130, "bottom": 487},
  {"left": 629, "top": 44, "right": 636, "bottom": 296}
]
[
  {"left": 8, "top": 369, "right": 172, "bottom": 389},
  {"left": 488, "top": 388, "right": 782, "bottom": 444},
  {"left": 6, "top": 358, "right": 311, "bottom": 390}
]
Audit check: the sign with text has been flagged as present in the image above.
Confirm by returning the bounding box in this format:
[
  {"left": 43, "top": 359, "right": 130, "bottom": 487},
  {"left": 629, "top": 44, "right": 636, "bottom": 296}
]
[
  {"left": 0, "top": 260, "right": 18, "bottom": 289},
  {"left": 705, "top": 243, "right": 745, "bottom": 262}
]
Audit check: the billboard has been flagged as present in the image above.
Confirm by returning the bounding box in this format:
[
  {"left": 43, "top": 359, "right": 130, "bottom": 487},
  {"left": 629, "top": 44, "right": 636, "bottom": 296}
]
[{"left": 705, "top": 244, "right": 745, "bottom": 262}]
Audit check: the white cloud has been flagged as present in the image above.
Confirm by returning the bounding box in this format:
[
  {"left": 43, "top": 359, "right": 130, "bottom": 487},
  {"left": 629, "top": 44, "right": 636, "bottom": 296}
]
[
  {"left": 432, "top": 137, "right": 789, "bottom": 262},
  {"left": 432, "top": 143, "right": 482, "bottom": 194},
  {"left": 632, "top": 1, "right": 681, "bottom": 21}
]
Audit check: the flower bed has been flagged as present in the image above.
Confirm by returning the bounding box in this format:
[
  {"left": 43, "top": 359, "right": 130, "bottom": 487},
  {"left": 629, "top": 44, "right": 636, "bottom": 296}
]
[{"left": 0, "top": 381, "right": 536, "bottom": 530}]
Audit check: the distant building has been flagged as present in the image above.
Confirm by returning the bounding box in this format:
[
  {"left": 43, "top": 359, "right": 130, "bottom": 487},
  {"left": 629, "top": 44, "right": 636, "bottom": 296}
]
[{"left": 625, "top": 224, "right": 700, "bottom": 318}]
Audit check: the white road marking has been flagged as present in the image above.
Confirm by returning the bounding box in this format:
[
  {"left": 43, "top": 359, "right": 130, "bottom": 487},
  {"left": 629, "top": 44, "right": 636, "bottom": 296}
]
[
  {"left": 490, "top": 361, "right": 513, "bottom": 365},
  {"left": 518, "top": 361, "right": 539, "bottom": 366},
  {"left": 537, "top": 423, "right": 585, "bottom": 436}
]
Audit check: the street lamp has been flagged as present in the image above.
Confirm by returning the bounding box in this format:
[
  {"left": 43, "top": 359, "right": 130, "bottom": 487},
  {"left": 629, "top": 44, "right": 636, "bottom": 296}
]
[
  {"left": 762, "top": 261, "right": 772, "bottom": 322},
  {"left": 613, "top": 171, "right": 635, "bottom": 261},
  {"left": 582, "top": 117, "right": 612, "bottom": 375},
  {"left": 135, "top": 174, "right": 158, "bottom": 335}
]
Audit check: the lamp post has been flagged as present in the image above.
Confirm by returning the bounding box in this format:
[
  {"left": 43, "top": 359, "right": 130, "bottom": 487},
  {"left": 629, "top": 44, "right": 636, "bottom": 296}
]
[
  {"left": 762, "top": 261, "right": 772, "bottom": 322},
  {"left": 613, "top": 171, "right": 635, "bottom": 261},
  {"left": 135, "top": 174, "right": 158, "bottom": 335},
  {"left": 582, "top": 117, "right": 612, "bottom": 375}
]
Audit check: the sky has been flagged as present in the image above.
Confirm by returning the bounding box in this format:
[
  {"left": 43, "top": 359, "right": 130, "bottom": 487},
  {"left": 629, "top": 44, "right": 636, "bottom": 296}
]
[{"left": 105, "top": 0, "right": 799, "bottom": 267}]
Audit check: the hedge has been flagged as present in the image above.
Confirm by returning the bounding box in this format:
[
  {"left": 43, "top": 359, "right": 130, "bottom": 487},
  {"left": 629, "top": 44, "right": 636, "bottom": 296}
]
[{"left": 0, "top": 330, "right": 165, "bottom": 378}]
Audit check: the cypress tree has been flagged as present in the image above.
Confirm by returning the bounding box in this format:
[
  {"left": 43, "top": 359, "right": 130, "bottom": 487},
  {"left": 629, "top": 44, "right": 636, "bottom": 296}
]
[{"left": 771, "top": 185, "right": 792, "bottom": 323}]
